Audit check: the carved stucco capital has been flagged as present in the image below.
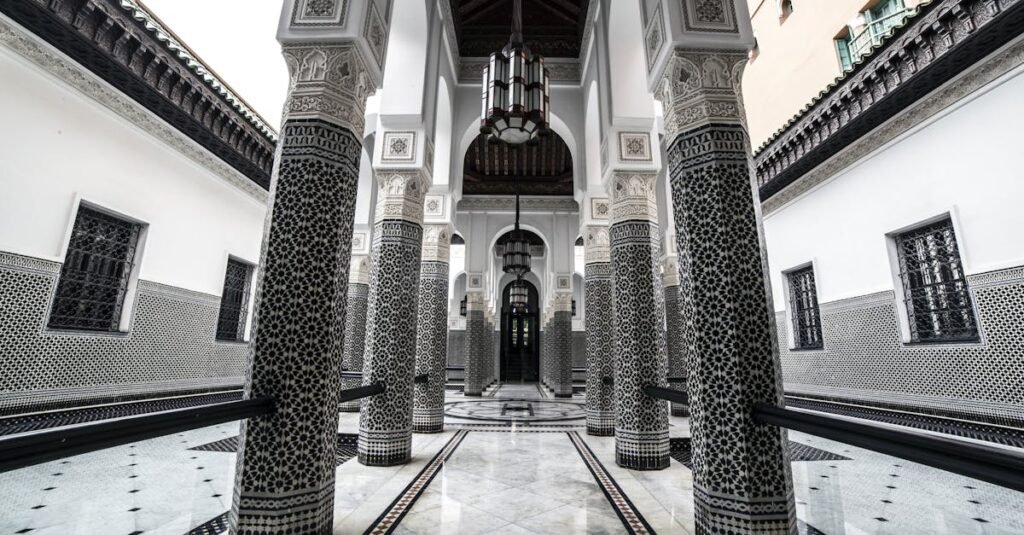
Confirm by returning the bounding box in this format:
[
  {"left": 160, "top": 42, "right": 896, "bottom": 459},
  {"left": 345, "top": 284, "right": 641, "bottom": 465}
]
[
  {"left": 583, "top": 225, "right": 611, "bottom": 265},
  {"left": 609, "top": 171, "right": 659, "bottom": 224},
  {"left": 349, "top": 254, "right": 370, "bottom": 285},
  {"left": 421, "top": 223, "right": 454, "bottom": 263},
  {"left": 373, "top": 168, "right": 431, "bottom": 225},
  {"left": 282, "top": 43, "right": 374, "bottom": 135},
  {"left": 656, "top": 48, "right": 748, "bottom": 142}
]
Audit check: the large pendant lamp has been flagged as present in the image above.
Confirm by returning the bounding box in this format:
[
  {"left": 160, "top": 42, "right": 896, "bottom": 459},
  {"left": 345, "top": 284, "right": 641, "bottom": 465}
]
[
  {"left": 480, "top": 0, "right": 551, "bottom": 145},
  {"left": 502, "top": 181, "right": 531, "bottom": 277}
]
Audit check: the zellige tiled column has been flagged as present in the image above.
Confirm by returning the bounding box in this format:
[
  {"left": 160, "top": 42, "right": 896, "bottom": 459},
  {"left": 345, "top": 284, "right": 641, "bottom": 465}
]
[
  {"left": 609, "top": 171, "right": 670, "bottom": 470},
  {"left": 231, "top": 44, "right": 374, "bottom": 533},
  {"left": 358, "top": 168, "right": 430, "bottom": 466},
  {"left": 413, "top": 225, "right": 452, "bottom": 432},
  {"left": 660, "top": 48, "right": 795, "bottom": 532},
  {"left": 340, "top": 255, "right": 370, "bottom": 412},
  {"left": 662, "top": 254, "right": 689, "bottom": 417},
  {"left": 463, "top": 290, "right": 486, "bottom": 396},
  {"left": 550, "top": 290, "right": 574, "bottom": 398},
  {"left": 583, "top": 225, "right": 614, "bottom": 435}
]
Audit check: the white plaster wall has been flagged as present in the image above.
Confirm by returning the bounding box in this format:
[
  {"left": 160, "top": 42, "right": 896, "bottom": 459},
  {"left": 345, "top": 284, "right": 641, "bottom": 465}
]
[
  {"left": 0, "top": 48, "right": 267, "bottom": 297},
  {"left": 763, "top": 66, "right": 1024, "bottom": 312}
]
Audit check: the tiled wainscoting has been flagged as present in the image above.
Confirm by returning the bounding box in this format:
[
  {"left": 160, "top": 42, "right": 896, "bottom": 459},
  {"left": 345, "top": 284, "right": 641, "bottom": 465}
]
[
  {"left": 777, "top": 265, "right": 1024, "bottom": 427},
  {"left": 0, "top": 252, "right": 246, "bottom": 415}
]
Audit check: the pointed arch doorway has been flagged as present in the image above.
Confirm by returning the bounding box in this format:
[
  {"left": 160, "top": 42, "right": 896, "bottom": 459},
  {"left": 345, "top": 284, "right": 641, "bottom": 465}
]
[{"left": 500, "top": 279, "right": 540, "bottom": 383}]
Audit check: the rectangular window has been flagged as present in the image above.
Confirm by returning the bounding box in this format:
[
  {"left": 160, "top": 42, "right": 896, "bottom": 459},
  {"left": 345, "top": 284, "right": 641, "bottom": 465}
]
[
  {"left": 216, "top": 258, "right": 254, "bottom": 342},
  {"left": 896, "top": 219, "right": 978, "bottom": 343},
  {"left": 49, "top": 206, "right": 142, "bottom": 332},
  {"left": 835, "top": 37, "right": 854, "bottom": 72},
  {"left": 787, "top": 266, "right": 824, "bottom": 350}
]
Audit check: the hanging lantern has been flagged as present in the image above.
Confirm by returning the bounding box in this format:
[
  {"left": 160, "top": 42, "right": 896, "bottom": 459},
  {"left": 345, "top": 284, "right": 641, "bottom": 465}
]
[
  {"left": 460, "top": 296, "right": 467, "bottom": 317},
  {"left": 510, "top": 278, "right": 529, "bottom": 314},
  {"left": 480, "top": 0, "right": 550, "bottom": 145},
  {"left": 502, "top": 190, "right": 531, "bottom": 277}
]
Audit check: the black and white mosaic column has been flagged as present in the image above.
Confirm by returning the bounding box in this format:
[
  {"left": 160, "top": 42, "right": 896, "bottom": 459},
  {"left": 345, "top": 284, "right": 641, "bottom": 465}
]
[
  {"left": 413, "top": 225, "right": 452, "bottom": 433},
  {"left": 463, "top": 291, "right": 486, "bottom": 396},
  {"left": 550, "top": 291, "right": 574, "bottom": 398},
  {"left": 232, "top": 44, "right": 374, "bottom": 534},
  {"left": 583, "top": 225, "right": 615, "bottom": 435},
  {"left": 609, "top": 171, "right": 670, "bottom": 471},
  {"left": 660, "top": 48, "right": 795, "bottom": 532},
  {"left": 358, "top": 168, "right": 430, "bottom": 466},
  {"left": 340, "top": 255, "right": 370, "bottom": 412},
  {"left": 662, "top": 255, "right": 689, "bottom": 417}
]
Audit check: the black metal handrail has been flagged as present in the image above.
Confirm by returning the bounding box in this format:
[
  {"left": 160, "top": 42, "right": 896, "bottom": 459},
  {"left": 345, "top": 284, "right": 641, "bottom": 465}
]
[
  {"left": 414, "top": 374, "right": 429, "bottom": 384},
  {"left": 602, "top": 376, "right": 614, "bottom": 386},
  {"left": 0, "top": 397, "right": 275, "bottom": 473},
  {"left": 753, "top": 403, "right": 1024, "bottom": 493},
  {"left": 338, "top": 383, "right": 385, "bottom": 404},
  {"left": 644, "top": 385, "right": 689, "bottom": 405}
]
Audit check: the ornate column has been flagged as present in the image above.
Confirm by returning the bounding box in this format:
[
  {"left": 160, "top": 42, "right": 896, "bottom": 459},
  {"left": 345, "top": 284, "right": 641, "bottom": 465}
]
[
  {"left": 357, "top": 167, "right": 430, "bottom": 466},
  {"left": 463, "top": 289, "right": 486, "bottom": 396},
  {"left": 658, "top": 46, "right": 795, "bottom": 532},
  {"left": 231, "top": 42, "right": 377, "bottom": 533},
  {"left": 340, "top": 255, "right": 371, "bottom": 412},
  {"left": 608, "top": 171, "right": 670, "bottom": 470},
  {"left": 413, "top": 225, "right": 452, "bottom": 432},
  {"left": 550, "top": 283, "right": 574, "bottom": 398},
  {"left": 661, "top": 254, "right": 689, "bottom": 417},
  {"left": 583, "top": 224, "right": 614, "bottom": 435}
]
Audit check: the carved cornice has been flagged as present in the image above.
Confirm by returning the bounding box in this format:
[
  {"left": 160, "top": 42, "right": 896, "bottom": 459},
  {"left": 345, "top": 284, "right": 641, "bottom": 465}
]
[
  {"left": 0, "top": 16, "right": 268, "bottom": 203},
  {"left": 583, "top": 225, "right": 610, "bottom": 265},
  {"left": 0, "top": 0, "right": 277, "bottom": 189},
  {"left": 283, "top": 44, "right": 374, "bottom": 136},
  {"left": 421, "top": 224, "right": 454, "bottom": 263},
  {"left": 349, "top": 254, "right": 370, "bottom": 285},
  {"left": 373, "top": 168, "right": 431, "bottom": 224},
  {"left": 456, "top": 196, "right": 579, "bottom": 213},
  {"left": 655, "top": 48, "right": 747, "bottom": 143},
  {"left": 755, "top": 0, "right": 1024, "bottom": 202},
  {"left": 609, "top": 172, "right": 658, "bottom": 224}
]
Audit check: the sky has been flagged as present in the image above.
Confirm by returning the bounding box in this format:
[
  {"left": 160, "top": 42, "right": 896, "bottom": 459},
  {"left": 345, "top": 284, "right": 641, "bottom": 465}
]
[{"left": 142, "top": 0, "right": 290, "bottom": 130}]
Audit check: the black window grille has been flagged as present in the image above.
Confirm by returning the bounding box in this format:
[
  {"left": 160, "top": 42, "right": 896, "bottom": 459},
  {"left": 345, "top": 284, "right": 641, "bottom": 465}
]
[
  {"left": 48, "top": 207, "right": 141, "bottom": 332},
  {"left": 896, "top": 219, "right": 978, "bottom": 343},
  {"left": 787, "top": 266, "right": 823, "bottom": 350},
  {"left": 216, "top": 259, "right": 253, "bottom": 342}
]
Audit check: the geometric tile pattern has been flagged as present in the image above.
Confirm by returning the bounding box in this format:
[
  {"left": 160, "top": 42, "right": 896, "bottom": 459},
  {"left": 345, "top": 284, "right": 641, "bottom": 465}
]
[
  {"left": 231, "top": 119, "right": 363, "bottom": 534},
  {"left": 608, "top": 171, "right": 670, "bottom": 471},
  {"left": 191, "top": 433, "right": 359, "bottom": 466},
  {"left": 339, "top": 281, "right": 369, "bottom": 412},
  {"left": 584, "top": 262, "right": 615, "bottom": 436},
  {"left": 463, "top": 295, "right": 487, "bottom": 397},
  {"left": 548, "top": 310, "right": 574, "bottom": 398},
  {"left": 568, "top": 431, "right": 655, "bottom": 534},
  {"left": 776, "top": 266, "right": 1024, "bottom": 426},
  {"left": 667, "top": 122, "right": 796, "bottom": 533},
  {"left": 0, "top": 252, "right": 248, "bottom": 415},
  {"left": 663, "top": 283, "right": 690, "bottom": 417},
  {"left": 413, "top": 260, "right": 450, "bottom": 433}
]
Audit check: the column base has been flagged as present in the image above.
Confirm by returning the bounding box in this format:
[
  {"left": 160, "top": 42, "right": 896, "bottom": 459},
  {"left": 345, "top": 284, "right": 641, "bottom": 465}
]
[
  {"left": 586, "top": 410, "right": 615, "bottom": 436},
  {"left": 357, "top": 429, "right": 412, "bottom": 467},
  {"left": 339, "top": 374, "right": 363, "bottom": 412},
  {"left": 615, "top": 428, "right": 670, "bottom": 471},
  {"left": 671, "top": 403, "right": 690, "bottom": 417},
  {"left": 412, "top": 408, "right": 443, "bottom": 433},
  {"left": 694, "top": 486, "right": 796, "bottom": 534},
  {"left": 233, "top": 482, "right": 334, "bottom": 535}
]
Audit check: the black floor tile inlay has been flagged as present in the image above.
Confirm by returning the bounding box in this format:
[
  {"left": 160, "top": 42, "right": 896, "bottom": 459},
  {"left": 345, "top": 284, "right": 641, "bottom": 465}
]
[
  {"left": 186, "top": 512, "right": 229, "bottom": 535},
  {"left": 189, "top": 433, "right": 359, "bottom": 467},
  {"left": 669, "top": 437, "right": 851, "bottom": 469}
]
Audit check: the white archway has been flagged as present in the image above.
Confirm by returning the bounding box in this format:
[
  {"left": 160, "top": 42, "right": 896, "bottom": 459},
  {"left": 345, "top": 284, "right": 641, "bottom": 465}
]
[{"left": 432, "top": 76, "right": 453, "bottom": 187}]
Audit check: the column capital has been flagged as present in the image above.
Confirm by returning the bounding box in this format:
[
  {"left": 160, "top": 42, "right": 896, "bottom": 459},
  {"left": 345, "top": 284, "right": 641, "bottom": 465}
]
[
  {"left": 582, "top": 225, "right": 611, "bottom": 265},
  {"left": 421, "top": 224, "right": 454, "bottom": 263},
  {"left": 349, "top": 254, "right": 370, "bottom": 285},
  {"left": 662, "top": 254, "right": 680, "bottom": 289},
  {"left": 655, "top": 49, "right": 748, "bottom": 142},
  {"left": 282, "top": 43, "right": 375, "bottom": 134},
  {"left": 608, "top": 171, "right": 659, "bottom": 224},
  {"left": 373, "top": 167, "right": 431, "bottom": 224},
  {"left": 551, "top": 291, "right": 573, "bottom": 313},
  {"left": 464, "top": 290, "right": 486, "bottom": 312}
]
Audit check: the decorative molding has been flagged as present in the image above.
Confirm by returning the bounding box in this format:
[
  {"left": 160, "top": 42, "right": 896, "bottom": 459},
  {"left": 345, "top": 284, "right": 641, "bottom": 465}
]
[
  {"left": 351, "top": 231, "right": 370, "bottom": 255},
  {"left": 551, "top": 290, "right": 573, "bottom": 312},
  {"left": 662, "top": 254, "right": 680, "bottom": 288},
  {"left": 656, "top": 48, "right": 747, "bottom": 142},
  {"left": 382, "top": 131, "right": 416, "bottom": 161},
  {"left": 455, "top": 196, "right": 579, "bottom": 212},
  {"left": 618, "top": 132, "right": 653, "bottom": 162},
  {"left": 349, "top": 254, "right": 371, "bottom": 285},
  {"left": 609, "top": 171, "right": 658, "bottom": 224},
  {"left": 291, "top": 0, "right": 349, "bottom": 27},
  {"left": 578, "top": 0, "right": 599, "bottom": 63},
  {"left": 467, "top": 274, "right": 484, "bottom": 291},
  {"left": 421, "top": 224, "right": 453, "bottom": 262},
  {"left": 590, "top": 198, "right": 610, "bottom": 220},
  {"left": 0, "top": 16, "right": 269, "bottom": 202},
  {"left": 424, "top": 194, "right": 446, "bottom": 219},
  {"left": 755, "top": 0, "right": 1024, "bottom": 202},
  {"left": 762, "top": 35, "right": 1024, "bottom": 214},
  {"left": 458, "top": 58, "right": 581, "bottom": 84},
  {"left": 968, "top": 265, "right": 1024, "bottom": 289},
  {"left": 556, "top": 275, "right": 572, "bottom": 291},
  {"left": 681, "top": 0, "right": 739, "bottom": 34},
  {"left": 583, "top": 225, "right": 610, "bottom": 264},
  {"left": 0, "top": 251, "right": 60, "bottom": 274},
  {"left": 363, "top": 0, "right": 388, "bottom": 70},
  {"left": 283, "top": 43, "right": 374, "bottom": 136},
  {"left": 373, "top": 168, "right": 431, "bottom": 224},
  {"left": 644, "top": 3, "right": 666, "bottom": 74}
]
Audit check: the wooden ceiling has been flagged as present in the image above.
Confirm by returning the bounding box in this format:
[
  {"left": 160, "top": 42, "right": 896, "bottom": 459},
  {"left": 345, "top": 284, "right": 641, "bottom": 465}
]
[
  {"left": 449, "top": 0, "right": 590, "bottom": 58},
  {"left": 462, "top": 133, "right": 574, "bottom": 196}
]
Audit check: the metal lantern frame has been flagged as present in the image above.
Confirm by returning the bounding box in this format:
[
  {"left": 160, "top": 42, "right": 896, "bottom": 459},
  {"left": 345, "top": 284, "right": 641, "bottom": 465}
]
[
  {"left": 479, "top": 0, "right": 551, "bottom": 145},
  {"left": 502, "top": 187, "right": 531, "bottom": 277},
  {"left": 510, "top": 278, "right": 530, "bottom": 314}
]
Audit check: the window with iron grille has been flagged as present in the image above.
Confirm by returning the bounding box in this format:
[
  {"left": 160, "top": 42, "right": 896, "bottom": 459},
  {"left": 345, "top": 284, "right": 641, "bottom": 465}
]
[
  {"left": 216, "top": 258, "right": 254, "bottom": 342},
  {"left": 787, "top": 266, "right": 823, "bottom": 350},
  {"left": 48, "top": 206, "right": 142, "bottom": 332},
  {"left": 896, "top": 219, "right": 978, "bottom": 343}
]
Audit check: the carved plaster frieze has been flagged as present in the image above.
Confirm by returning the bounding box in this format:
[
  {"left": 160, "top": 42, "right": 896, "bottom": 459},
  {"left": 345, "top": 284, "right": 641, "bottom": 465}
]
[
  {"left": 656, "top": 49, "right": 747, "bottom": 142},
  {"left": 662, "top": 254, "right": 680, "bottom": 288},
  {"left": 456, "top": 196, "right": 579, "bottom": 213},
  {"left": 583, "top": 225, "right": 611, "bottom": 264},
  {"left": 349, "top": 254, "right": 371, "bottom": 285},
  {"left": 465, "top": 290, "right": 486, "bottom": 311},
  {"left": 609, "top": 172, "right": 659, "bottom": 224},
  {"left": 551, "top": 291, "right": 573, "bottom": 313},
  {"left": 291, "top": 0, "right": 349, "bottom": 27},
  {"left": 421, "top": 224, "right": 453, "bottom": 262},
  {"left": 373, "top": 168, "right": 431, "bottom": 224},
  {"left": 0, "top": 17, "right": 268, "bottom": 203},
  {"left": 458, "top": 59, "right": 581, "bottom": 84},
  {"left": 283, "top": 43, "right": 374, "bottom": 135}
]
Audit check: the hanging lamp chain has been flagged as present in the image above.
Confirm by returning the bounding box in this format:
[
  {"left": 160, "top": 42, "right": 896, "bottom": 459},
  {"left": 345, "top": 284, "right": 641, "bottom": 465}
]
[{"left": 510, "top": 0, "right": 524, "bottom": 45}]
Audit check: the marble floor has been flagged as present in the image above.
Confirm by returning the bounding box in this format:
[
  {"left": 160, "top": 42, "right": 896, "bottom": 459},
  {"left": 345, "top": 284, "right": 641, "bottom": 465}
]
[{"left": 0, "top": 384, "right": 1022, "bottom": 534}]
